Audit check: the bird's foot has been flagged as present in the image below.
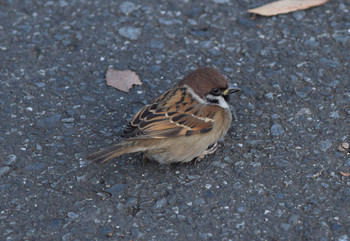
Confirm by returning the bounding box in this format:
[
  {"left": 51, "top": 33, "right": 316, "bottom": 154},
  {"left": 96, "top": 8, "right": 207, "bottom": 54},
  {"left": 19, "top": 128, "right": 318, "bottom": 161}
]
[{"left": 195, "top": 142, "right": 218, "bottom": 163}]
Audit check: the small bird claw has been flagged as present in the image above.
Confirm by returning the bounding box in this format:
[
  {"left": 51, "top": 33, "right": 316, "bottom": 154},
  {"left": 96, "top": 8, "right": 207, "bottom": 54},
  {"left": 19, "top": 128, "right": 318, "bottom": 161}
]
[{"left": 195, "top": 142, "right": 218, "bottom": 163}]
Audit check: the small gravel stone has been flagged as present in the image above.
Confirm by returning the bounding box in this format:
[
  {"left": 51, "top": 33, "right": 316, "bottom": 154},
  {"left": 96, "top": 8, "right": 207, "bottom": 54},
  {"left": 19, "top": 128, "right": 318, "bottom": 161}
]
[
  {"left": 212, "top": 0, "right": 229, "bottom": 3},
  {"left": 271, "top": 124, "right": 285, "bottom": 136},
  {"left": 82, "top": 96, "right": 95, "bottom": 102},
  {"left": 211, "top": 161, "right": 227, "bottom": 168},
  {"left": 274, "top": 159, "right": 293, "bottom": 168},
  {"left": 59, "top": 0, "right": 68, "bottom": 7},
  {"left": 338, "top": 234, "right": 349, "bottom": 241},
  {"left": 280, "top": 223, "right": 291, "bottom": 231},
  {"left": 155, "top": 198, "right": 166, "bottom": 209},
  {"left": 36, "top": 144, "right": 42, "bottom": 151},
  {"left": 149, "top": 41, "right": 163, "bottom": 49},
  {"left": 6, "top": 154, "right": 17, "bottom": 165},
  {"left": 62, "top": 233, "right": 73, "bottom": 241},
  {"left": 304, "top": 37, "right": 319, "bottom": 48},
  {"left": 120, "top": 1, "right": 137, "bottom": 15},
  {"left": 236, "top": 17, "right": 256, "bottom": 27},
  {"left": 318, "top": 140, "right": 332, "bottom": 152},
  {"left": 158, "top": 18, "right": 182, "bottom": 26},
  {"left": 105, "top": 184, "right": 125, "bottom": 196},
  {"left": 0, "top": 166, "right": 10, "bottom": 177},
  {"left": 35, "top": 82, "right": 46, "bottom": 88},
  {"left": 193, "top": 198, "right": 205, "bottom": 206},
  {"left": 25, "top": 163, "right": 46, "bottom": 171},
  {"left": 332, "top": 31, "right": 350, "bottom": 45},
  {"left": 319, "top": 58, "right": 340, "bottom": 68},
  {"left": 61, "top": 118, "right": 75, "bottom": 123},
  {"left": 296, "top": 108, "right": 312, "bottom": 117},
  {"left": 344, "top": 157, "right": 350, "bottom": 167},
  {"left": 265, "top": 92, "right": 274, "bottom": 100},
  {"left": 118, "top": 27, "right": 141, "bottom": 40},
  {"left": 36, "top": 114, "right": 62, "bottom": 128},
  {"left": 288, "top": 215, "right": 299, "bottom": 225},
  {"left": 344, "top": 187, "right": 350, "bottom": 197},
  {"left": 295, "top": 87, "right": 312, "bottom": 98},
  {"left": 67, "top": 212, "right": 79, "bottom": 219},
  {"left": 329, "top": 111, "right": 340, "bottom": 118},
  {"left": 126, "top": 197, "right": 138, "bottom": 206}
]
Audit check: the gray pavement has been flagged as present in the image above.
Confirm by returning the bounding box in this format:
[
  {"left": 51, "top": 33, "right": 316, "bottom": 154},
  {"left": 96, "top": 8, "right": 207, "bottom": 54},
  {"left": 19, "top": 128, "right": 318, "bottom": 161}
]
[{"left": 1, "top": 0, "right": 350, "bottom": 240}]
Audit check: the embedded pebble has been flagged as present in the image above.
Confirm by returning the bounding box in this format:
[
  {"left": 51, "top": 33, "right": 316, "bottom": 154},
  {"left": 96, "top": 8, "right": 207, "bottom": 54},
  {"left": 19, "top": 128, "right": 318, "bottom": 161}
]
[
  {"left": 271, "top": 124, "right": 285, "bottom": 136},
  {"left": 6, "top": 154, "right": 17, "bottom": 165},
  {"left": 0, "top": 166, "right": 10, "bottom": 177},
  {"left": 120, "top": 1, "right": 137, "bottom": 15},
  {"left": 318, "top": 140, "right": 332, "bottom": 152},
  {"left": 118, "top": 27, "right": 142, "bottom": 40},
  {"left": 36, "top": 114, "right": 62, "bottom": 128},
  {"left": 105, "top": 184, "right": 125, "bottom": 196}
]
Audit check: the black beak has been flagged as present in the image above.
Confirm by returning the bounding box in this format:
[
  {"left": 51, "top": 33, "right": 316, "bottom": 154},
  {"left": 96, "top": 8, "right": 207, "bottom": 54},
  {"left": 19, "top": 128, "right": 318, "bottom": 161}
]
[{"left": 223, "top": 84, "right": 241, "bottom": 95}]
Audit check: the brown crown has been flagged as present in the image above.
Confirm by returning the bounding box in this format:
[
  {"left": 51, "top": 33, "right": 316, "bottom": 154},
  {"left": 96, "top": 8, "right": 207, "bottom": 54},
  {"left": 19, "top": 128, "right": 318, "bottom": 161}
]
[{"left": 179, "top": 67, "right": 228, "bottom": 98}]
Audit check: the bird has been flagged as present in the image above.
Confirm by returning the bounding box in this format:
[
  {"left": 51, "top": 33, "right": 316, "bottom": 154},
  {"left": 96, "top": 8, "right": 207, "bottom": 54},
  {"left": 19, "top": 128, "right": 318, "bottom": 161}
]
[{"left": 87, "top": 67, "right": 240, "bottom": 164}]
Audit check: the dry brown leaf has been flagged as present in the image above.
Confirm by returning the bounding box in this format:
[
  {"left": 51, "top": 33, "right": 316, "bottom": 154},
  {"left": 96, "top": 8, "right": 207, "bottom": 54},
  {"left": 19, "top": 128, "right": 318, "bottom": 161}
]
[
  {"left": 248, "top": 0, "right": 329, "bottom": 16},
  {"left": 339, "top": 171, "right": 350, "bottom": 177},
  {"left": 106, "top": 69, "right": 142, "bottom": 92}
]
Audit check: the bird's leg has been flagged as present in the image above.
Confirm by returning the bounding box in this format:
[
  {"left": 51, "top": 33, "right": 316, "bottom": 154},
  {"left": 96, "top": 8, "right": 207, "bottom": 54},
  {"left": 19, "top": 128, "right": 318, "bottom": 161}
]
[
  {"left": 142, "top": 154, "right": 148, "bottom": 166},
  {"left": 195, "top": 142, "right": 218, "bottom": 162}
]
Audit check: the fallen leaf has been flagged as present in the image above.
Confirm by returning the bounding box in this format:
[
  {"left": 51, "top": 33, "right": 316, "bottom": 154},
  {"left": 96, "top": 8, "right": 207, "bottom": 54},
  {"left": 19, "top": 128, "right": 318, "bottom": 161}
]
[
  {"left": 106, "top": 69, "right": 142, "bottom": 92},
  {"left": 339, "top": 171, "right": 350, "bottom": 177},
  {"left": 248, "top": 0, "right": 329, "bottom": 16}
]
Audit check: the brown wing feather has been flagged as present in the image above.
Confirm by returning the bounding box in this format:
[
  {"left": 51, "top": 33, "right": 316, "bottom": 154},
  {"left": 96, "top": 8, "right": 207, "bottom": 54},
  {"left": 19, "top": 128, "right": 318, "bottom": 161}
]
[{"left": 121, "top": 87, "right": 217, "bottom": 139}]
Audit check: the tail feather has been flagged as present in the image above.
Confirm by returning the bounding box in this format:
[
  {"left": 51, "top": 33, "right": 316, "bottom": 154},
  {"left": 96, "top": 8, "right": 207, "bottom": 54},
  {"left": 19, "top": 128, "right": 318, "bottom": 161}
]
[{"left": 86, "top": 141, "right": 138, "bottom": 165}]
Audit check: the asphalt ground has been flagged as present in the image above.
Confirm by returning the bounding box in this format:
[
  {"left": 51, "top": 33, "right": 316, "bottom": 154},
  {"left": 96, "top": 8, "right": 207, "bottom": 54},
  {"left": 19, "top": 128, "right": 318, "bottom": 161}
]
[{"left": 1, "top": 0, "right": 350, "bottom": 240}]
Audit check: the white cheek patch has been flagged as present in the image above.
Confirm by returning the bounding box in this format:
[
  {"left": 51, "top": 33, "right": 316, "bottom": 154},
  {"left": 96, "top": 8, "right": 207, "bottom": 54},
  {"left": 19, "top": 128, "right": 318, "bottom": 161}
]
[
  {"left": 183, "top": 85, "right": 206, "bottom": 104},
  {"left": 206, "top": 94, "right": 229, "bottom": 109}
]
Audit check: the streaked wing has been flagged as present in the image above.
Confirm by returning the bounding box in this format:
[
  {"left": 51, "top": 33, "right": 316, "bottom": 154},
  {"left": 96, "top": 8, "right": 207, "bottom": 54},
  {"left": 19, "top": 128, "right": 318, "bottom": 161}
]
[{"left": 121, "top": 86, "right": 217, "bottom": 139}]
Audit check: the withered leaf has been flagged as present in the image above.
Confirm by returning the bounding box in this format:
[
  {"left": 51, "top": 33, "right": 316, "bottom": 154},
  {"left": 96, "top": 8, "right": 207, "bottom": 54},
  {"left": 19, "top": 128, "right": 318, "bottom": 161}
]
[
  {"left": 106, "top": 69, "right": 142, "bottom": 92},
  {"left": 248, "top": 0, "right": 329, "bottom": 16},
  {"left": 339, "top": 171, "right": 350, "bottom": 177}
]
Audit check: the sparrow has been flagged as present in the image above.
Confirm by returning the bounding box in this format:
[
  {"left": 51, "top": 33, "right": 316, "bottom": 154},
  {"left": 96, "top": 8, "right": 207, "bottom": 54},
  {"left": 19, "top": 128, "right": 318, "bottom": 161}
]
[{"left": 87, "top": 67, "right": 240, "bottom": 164}]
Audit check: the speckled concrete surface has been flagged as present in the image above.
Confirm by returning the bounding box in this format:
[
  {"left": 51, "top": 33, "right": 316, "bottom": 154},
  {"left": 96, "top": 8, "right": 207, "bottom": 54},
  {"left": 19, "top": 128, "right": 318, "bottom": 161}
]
[{"left": 1, "top": 0, "right": 350, "bottom": 240}]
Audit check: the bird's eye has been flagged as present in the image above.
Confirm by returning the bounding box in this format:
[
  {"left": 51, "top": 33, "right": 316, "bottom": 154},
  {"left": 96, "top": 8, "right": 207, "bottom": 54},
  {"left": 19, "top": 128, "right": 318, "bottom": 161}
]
[{"left": 211, "top": 88, "right": 221, "bottom": 95}]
